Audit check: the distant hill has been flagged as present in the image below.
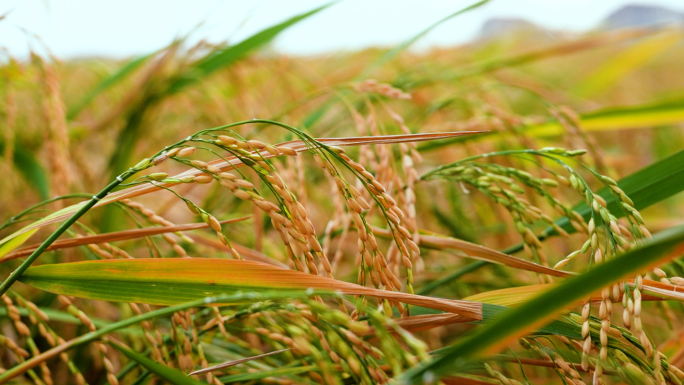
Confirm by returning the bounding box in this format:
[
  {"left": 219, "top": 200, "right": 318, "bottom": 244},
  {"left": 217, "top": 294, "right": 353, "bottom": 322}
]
[
  {"left": 477, "top": 4, "right": 684, "bottom": 42},
  {"left": 478, "top": 18, "right": 547, "bottom": 40},
  {"left": 601, "top": 4, "right": 684, "bottom": 30}
]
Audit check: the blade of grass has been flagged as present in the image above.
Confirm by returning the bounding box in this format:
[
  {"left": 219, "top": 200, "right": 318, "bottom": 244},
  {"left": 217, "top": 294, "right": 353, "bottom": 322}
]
[
  {"left": 398, "top": 303, "right": 586, "bottom": 341},
  {"left": 372, "top": 226, "right": 573, "bottom": 297},
  {"left": 518, "top": 146, "right": 684, "bottom": 254},
  {"left": 0, "top": 229, "right": 38, "bottom": 260},
  {"left": 18, "top": 258, "right": 483, "bottom": 317},
  {"left": 0, "top": 164, "right": 142, "bottom": 296},
  {"left": 399, "top": 224, "right": 684, "bottom": 383},
  {"left": 188, "top": 348, "right": 290, "bottom": 376},
  {"left": 529, "top": 96, "right": 684, "bottom": 136},
  {"left": 360, "top": 0, "right": 489, "bottom": 77},
  {"left": 419, "top": 96, "right": 684, "bottom": 151},
  {"left": 166, "top": 3, "right": 333, "bottom": 95},
  {"left": 573, "top": 29, "right": 681, "bottom": 97},
  {"left": 463, "top": 283, "right": 666, "bottom": 307},
  {"left": 218, "top": 365, "right": 317, "bottom": 384},
  {"left": 67, "top": 52, "right": 156, "bottom": 119},
  {"left": 1, "top": 217, "right": 249, "bottom": 262},
  {"left": 450, "top": 28, "right": 653, "bottom": 79},
  {"left": 110, "top": 341, "right": 205, "bottom": 385},
  {"left": 0, "top": 142, "right": 50, "bottom": 200}
]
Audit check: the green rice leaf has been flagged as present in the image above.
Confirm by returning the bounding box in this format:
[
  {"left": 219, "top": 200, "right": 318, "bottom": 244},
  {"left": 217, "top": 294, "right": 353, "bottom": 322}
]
[
  {"left": 166, "top": 3, "right": 333, "bottom": 94},
  {"left": 555, "top": 148, "right": 684, "bottom": 234},
  {"left": 67, "top": 53, "right": 156, "bottom": 119},
  {"left": 573, "top": 29, "right": 681, "bottom": 98},
  {"left": 110, "top": 342, "right": 205, "bottom": 385},
  {"left": 419, "top": 97, "right": 684, "bottom": 152},
  {"left": 0, "top": 142, "right": 50, "bottom": 200},
  {"left": 359, "top": 0, "right": 489, "bottom": 78},
  {"left": 528, "top": 96, "right": 684, "bottom": 137},
  {"left": 0, "top": 229, "right": 37, "bottom": 260},
  {"left": 399, "top": 225, "right": 684, "bottom": 383},
  {"left": 18, "top": 258, "right": 482, "bottom": 316},
  {"left": 219, "top": 365, "right": 318, "bottom": 384}
]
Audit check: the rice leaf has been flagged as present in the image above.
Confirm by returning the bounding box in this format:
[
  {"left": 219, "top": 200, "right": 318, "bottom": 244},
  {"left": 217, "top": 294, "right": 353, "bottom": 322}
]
[
  {"left": 18, "top": 258, "right": 483, "bottom": 317},
  {"left": 67, "top": 53, "right": 156, "bottom": 119},
  {"left": 166, "top": 3, "right": 333, "bottom": 95},
  {"left": 0, "top": 142, "right": 50, "bottom": 200},
  {"left": 218, "top": 365, "right": 317, "bottom": 384},
  {"left": 0, "top": 229, "right": 37, "bottom": 260},
  {"left": 419, "top": 96, "right": 684, "bottom": 151},
  {"left": 573, "top": 29, "right": 681, "bottom": 97},
  {"left": 464, "top": 283, "right": 668, "bottom": 307},
  {"left": 450, "top": 28, "right": 652, "bottom": 79},
  {"left": 110, "top": 342, "right": 205, "bottom": 385},
  {"left": 1, "top": 217, "right": 249, "bottom": 262},
  {"left": 188, "top": 348, "right": 290, "bottom": 376},
  {"left": 399, "top": 224, "right": 684, "bottom": 383},
  {"left": 528, "top": 96, "right": 684, "bottom": 136}
]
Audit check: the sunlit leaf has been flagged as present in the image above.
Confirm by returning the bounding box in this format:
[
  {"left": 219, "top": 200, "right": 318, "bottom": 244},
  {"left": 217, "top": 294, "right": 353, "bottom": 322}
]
[
  {"left": 400, "top": 225, "right": 684, "bottom": 383},
  {"left": 0, "top": 229, "right": 37, "bottom": 260},
  {"left": 419, "top": 97, "right": 684, "bottom": 152},
  {"left": 19, "top": 258, "right": 482, "bottom": 317},
  {"left": 1, "top": 217, "right": 249, "bottom": 262},
  {"left": 573, "top": 29, "right": 681, "bottom": 97}
]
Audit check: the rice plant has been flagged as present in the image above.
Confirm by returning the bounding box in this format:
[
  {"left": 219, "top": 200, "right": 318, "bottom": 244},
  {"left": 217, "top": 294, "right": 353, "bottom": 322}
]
[{"left": 2, "top": 3, "right": 684, "bottom": 385}]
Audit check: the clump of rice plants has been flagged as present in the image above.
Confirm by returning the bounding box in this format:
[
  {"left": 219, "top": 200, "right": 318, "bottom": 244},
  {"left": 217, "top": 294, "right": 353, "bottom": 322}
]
[{"left": 2, "top": 5, "right": 684, "bottom": 385}]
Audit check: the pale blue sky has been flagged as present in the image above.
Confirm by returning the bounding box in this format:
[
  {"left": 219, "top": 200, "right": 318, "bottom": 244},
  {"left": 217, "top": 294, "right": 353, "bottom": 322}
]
[{"left": 1, "top": 0, "right": 684, "bottom": 58}]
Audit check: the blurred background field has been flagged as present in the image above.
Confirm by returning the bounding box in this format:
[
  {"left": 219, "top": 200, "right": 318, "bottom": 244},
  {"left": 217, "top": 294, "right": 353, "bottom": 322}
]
[{"left": 2, "top": 1, "right": 683, "bottom": 242}]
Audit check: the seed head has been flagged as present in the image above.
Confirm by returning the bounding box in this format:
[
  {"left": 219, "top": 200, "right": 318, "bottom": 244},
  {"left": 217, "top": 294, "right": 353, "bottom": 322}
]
[
  {"left": 148, "top": 172, "right": 168, "bottom": 181},
  {"left": 278, "top": 147, "right": 297, "bottom": 156},
  {"left": 233, "top": 190, "right": 252, "bottom": 200},
  {"left": 218, "top": 135, "right": 237, "bottom": 145},
  {"left": 194, "top": 175, "right": 214, "bottom": 184},
  {"left": 247, "top": 140, "right": 266, "bottom": 150},
  {"left": 133, "top": 158, "right": 151, "bottom": 171},
  {"left": 177, "top": 147, "right": 196, "bottom": 157},
  {"left": 207, "top": 215, "right": 222, "bottom": 232},
  {"left": 190, "top": 160, "right": 208, "bottom": 169}
]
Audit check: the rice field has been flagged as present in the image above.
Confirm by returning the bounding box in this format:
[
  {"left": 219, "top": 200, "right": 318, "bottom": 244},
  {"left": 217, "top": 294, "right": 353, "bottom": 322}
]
[{"left": 2, "top": 3, "right": 684, "bottom": 384}]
